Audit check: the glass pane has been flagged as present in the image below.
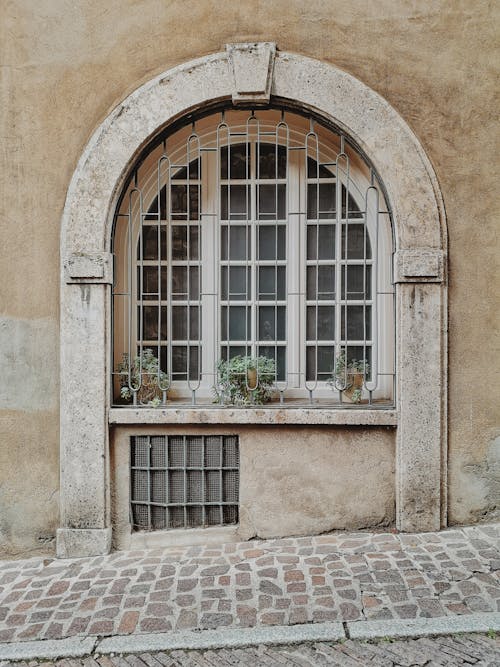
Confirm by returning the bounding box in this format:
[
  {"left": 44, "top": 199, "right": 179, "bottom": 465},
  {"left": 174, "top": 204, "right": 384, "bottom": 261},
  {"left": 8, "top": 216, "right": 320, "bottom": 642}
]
[
  {"left": 221, "top": 266, "right": 251, "bottom": 300},
  {"left": 258, "top": 225, "right": 286, "bottom": 260},
  {"left": 341, "top": 224, "right": 371, "bottom": 259},
  {"left": 258, "top": 144, "right": 286, "bottom": 179},
  {"left": 221, "top": 225, "right": 250, "bottom": 260},
  {"left": 220, "top": 345, "right": 251, "bottom": 360},
  {"left": 258, "top": 306, "right": 285, "bottom": 341},
  {"left": 189, "top": 226, "right": 199, "bottom": 259},
  {"left": 172, "top": 226, "right": 187, "bottom": 260},
  {"left": 306, "top": 346, "right": 335, "bottom": 381},
  {"left": 258, "top": 345, "right": 286, "bottom": 381},
  {"left": 220, "top": 185, "right": 248, "bottom": 220},
  {"left": 144, "top": 185, "right": 167, "bottom": 220},
  {"left": 307, "top": 158, "right": 334, "bottom": 178},
  {"left": 171, "top": 267, "right": 200, "bottom": 300},
  {"left": 172, "top": 306, "right": 200, "bottom": 340},
  {"left": 138, "top": 226, "right": 167, "bottom": 260},
  {"left": 138, "top": 306, "right": 167, "bottom": 340},
  {"left": 307, "top": 266, "right": 335, "bottom": 300},
  {"left": 307, "top": 183, "right": 335, "bottom": 219},
  {"left": 221, "top": 306, "right": 250, "bottom": 341},
  {"left": 171, "top": 185, "right": 199, "bottom": 219},
  {"left": 221, "top": 143, "right": 249, "bottom": 179},
  {"left": 171, "top": 267, "right": 187, "bottom": 300},
  {"left": 258, "top": 266, "right": 286, "bottom": 300},
  {"left": 171, "top": 158, "right": 200, "bottom": 180},
  {"left": 138, "top": 266, "right": 168, "bottom": 300},
  {"left": 258, "top": 184, "right": 286, "bottom": 219},
  {"left": 341, "top": 265, "right": 371, "bottom": 299},
  {"left": 341, "top": 187, "right": 363, "bottom": 218},
  {"left": 171, "top": 346, "right": 200, "bottom": 381},
  {"left": 307, "top": 306, "right": 335, "bottom": 341},
  {"left": 307, "top": 224, "right": 335, "bottom": 260},
  {"left": 341, "top": 305, "right": 371, "bottom": 340},
  {"left": 344, "top": 345, "right": 372, "bottom": 370}
]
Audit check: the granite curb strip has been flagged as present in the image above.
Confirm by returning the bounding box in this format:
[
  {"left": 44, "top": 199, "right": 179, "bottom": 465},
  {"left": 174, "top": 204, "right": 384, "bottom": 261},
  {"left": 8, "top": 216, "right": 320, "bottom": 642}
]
[
  {"left": 347, "top": 611, "right": 500, "bottom": 640},
  {"left": 1, "top": 613, "right": 499, "bottom": 661},
  {"left": 0, "top": 636, "right": 97, "bottom": 661}
]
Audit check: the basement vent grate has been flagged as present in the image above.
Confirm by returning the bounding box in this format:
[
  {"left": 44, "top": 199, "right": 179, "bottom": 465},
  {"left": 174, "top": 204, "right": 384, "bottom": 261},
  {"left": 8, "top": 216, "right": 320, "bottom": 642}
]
[{"left": 130, "top": 435, "right": 239, "bottom": 530}]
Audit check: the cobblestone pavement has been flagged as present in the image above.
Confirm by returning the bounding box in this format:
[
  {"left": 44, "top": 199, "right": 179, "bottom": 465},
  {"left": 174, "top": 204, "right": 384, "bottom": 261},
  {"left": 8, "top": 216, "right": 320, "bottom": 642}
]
[
  {"left": 0, "top": 634, "right": 499, "bottom": 666},
  {"left": 0, "top": 525, "right": 498, "bottom": 645}
]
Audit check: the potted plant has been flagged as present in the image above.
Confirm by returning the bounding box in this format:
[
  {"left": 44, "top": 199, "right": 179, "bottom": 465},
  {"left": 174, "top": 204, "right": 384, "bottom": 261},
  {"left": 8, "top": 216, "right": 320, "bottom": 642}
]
[
  {"left": 213, "top": 355, "right": 276, "bottom": 406},
  {"left": 118, "top": 348, "right": 169, "bottom": 407},
  {"left": 328, "top": 351, "right": 369, "bottom": 404}
]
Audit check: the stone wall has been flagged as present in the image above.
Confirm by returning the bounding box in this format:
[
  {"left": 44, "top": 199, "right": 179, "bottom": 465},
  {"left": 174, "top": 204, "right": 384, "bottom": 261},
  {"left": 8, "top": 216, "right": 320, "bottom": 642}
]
[{"left": 0, "top": 0, "right": 498, "bottom": 555}]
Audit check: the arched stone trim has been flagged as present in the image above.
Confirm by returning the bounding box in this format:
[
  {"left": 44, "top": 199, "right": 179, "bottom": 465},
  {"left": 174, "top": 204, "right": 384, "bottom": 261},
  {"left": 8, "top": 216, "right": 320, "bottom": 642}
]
[{"left": 58, "top": 44, "right": 447, "bottom": 557}]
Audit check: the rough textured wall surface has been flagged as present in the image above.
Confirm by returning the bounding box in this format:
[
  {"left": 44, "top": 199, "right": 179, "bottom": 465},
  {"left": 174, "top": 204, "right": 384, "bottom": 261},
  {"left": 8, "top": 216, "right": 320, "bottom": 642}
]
[
  {"left": 0, "top": 0, "right": 498, "bottom": 554},
  {"left": 111, "top": 425, "right": 395, "bottom": 549}
]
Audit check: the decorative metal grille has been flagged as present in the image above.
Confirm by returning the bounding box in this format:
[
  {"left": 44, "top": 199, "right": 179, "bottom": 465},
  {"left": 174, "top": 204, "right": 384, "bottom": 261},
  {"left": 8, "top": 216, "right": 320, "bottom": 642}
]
[
  {"left": 130, "top": 435, "right": 239, "bottom": 530},
  {"left": 112, "top": 107, "right": 395, "bottom": 407}
]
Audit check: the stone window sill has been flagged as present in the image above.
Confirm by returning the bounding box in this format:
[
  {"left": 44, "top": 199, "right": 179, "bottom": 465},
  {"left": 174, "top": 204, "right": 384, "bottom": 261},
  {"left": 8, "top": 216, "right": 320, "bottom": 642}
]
[{"left": 108, "top": 406, "right": 397, "bottom": 426}]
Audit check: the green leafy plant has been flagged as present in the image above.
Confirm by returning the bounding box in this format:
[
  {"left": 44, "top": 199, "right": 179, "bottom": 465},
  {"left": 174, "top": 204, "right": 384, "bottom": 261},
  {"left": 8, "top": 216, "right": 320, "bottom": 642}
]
[
  {"left": 214, "top": 355, "right": 276, "bottom": 406},
  {"left": 118, "top": 348, "right": 169, "bottom": 406},
  {"left": 327, "top": 351, "right": 369, "bottom": 403}
]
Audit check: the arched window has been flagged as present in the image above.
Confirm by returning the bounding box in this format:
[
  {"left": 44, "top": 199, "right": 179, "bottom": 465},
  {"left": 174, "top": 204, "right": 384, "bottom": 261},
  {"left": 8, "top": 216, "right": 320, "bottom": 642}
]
[{"left": 112, "top": 108, "right": 394, "bottom": 407}]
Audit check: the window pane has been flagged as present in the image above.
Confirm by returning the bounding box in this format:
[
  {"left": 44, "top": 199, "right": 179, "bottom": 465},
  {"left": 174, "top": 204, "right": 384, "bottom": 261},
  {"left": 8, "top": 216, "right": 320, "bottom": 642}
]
[
  {"left": 171, "top": 345, "right": 200, "bottom": 381},
  {"left": 258, "top": 266, "right": 286, "bottom": 300},
  {"left": 221, "top": 266, "right": 251, "bottom": 300},
  {"left": 258, "top": 144, "right": 286, "bottom": 179},
  {"left": 307, "top": 266, "right": 335, "bottom": 300},
  {"left": 307, "top": 183, "right": 335, "bottom": 219},
  {"left": 220, "top": 185, "right": 249, "bottom": 220},
  {"left": 341, "top": 265, "right": 372, "bottom": 299},
  {"left": 174, "top": 305, "right": 200, "bottom": 340},
  {"left": 338, "top": 346, "right": 372, "bottom": 380},
  {"left": 258, "top": 346, "right": 286, "bottom": 381},
  {"left": 171, "top": 185, "right": 199, "bottom": 219},
  {"left": 221, "top": 144, "right": 249, "bottom": 179},
  {"left": 220, "top": 345, "right": 251, "bottom": 360},
  {"left": 307, "top": 225, "right": 335, "bottom": 260},
  {"left": 258, "top": 306, "right": 285, "bottom": 341},
  {"left": 189, "top": 226, "right": 199, "bottom": 260},
  {"left": 341, "top": 187, "right": 363, "bottom": 219},
  {"left": 138, "top": 266, "right": 167, "bottom": 300},
  {"left": 341, "top": 224, "right": 372, "bottom": 259},
  {"left": 307, "top": 158, "right": 334, "bottom": 178},
  {"left": 171, "top": 267, "right": 199, "bottom": 300},
  {"left": 258, "top": 225, "right": 286, "bottom": 260},
  {"left": 172, "top": 158, "right": 200, "bottom": 180},
  {"left": 341, "top": 305, "right": 371, "bottom": 340},
  {"left": 221, "top": 225, "right": 250, "bottom": 260},
  {"left": 221, "top": 306, "right": 250, "bottom": 341},
  {"left": 306, "top": 346, "right": 335, "bottom": 381},
  {"left": 138, "top": 226, "right": 167, "bottom": 260},
  {"left": 306, "top": 306, "right": 335, "bottom": 341},
  {"left": 172, "top": 226, "right": 187, "bottom": 260},
  {"left": 258, "top": 184, "right": 286, "bottom": 219},
  {"left": 138, "top": 306, "right": 167, "bottom": 340}
]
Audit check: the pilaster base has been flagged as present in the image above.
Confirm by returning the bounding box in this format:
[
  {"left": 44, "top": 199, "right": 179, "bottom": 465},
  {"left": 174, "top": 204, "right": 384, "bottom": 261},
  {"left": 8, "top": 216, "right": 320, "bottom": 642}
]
[{"left": 56, "top": 527, "right": 112, "bottom": 558}]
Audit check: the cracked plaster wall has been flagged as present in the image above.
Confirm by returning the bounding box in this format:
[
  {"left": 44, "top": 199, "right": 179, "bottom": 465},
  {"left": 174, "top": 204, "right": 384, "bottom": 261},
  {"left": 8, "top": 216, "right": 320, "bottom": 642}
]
[{"left": 0, "top": 0, "right": 498, "bottom": 554}]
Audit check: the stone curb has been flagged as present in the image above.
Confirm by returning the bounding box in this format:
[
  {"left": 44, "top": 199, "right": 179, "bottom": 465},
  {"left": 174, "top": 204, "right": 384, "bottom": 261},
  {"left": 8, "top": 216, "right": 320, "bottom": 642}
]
[
  {"left": 0, "top": 613, "right": 499, "bottom": 661},
  {"left": 0, "top": 636, "right": 97, "bottom": 661},
  {"left": 347, "top": 612, "right": 500, "bottom": 640}
]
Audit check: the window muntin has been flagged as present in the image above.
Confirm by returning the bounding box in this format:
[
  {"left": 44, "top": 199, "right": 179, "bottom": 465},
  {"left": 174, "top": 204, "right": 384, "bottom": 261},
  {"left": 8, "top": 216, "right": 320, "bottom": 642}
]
[{"left": 112, "top": 108, "right": 394, "bottom": 406}]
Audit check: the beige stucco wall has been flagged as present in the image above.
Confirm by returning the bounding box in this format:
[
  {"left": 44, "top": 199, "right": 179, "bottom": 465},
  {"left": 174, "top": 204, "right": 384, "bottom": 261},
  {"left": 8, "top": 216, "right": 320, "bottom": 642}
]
[
  {"left": 111, "top": 425, "right": 395, "bottom": 550},
  {"left": 0, "top": 0, "right": 498, "bottom": 555}
]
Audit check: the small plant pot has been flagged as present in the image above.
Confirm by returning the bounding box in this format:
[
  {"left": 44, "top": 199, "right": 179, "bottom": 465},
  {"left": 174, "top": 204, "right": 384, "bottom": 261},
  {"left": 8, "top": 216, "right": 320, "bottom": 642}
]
[
  {"left": 342, "top": 372, "right": 365, "bottom": 403},
  {"left": 246, "top": 368, "right": 258, "bottom": 390}
]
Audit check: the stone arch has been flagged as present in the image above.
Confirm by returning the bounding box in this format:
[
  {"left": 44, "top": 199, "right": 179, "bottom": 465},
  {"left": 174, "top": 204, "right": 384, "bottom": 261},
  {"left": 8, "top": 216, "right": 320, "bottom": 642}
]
[{"left": 58, "top": 44, "right": 447, "bottom": 557}]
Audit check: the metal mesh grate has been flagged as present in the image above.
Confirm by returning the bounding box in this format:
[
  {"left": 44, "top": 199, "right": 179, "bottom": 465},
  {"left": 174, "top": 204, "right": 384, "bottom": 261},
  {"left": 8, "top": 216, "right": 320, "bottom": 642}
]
[{"left": 130, "top": 435, "right": 239, "bottom": 530}]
